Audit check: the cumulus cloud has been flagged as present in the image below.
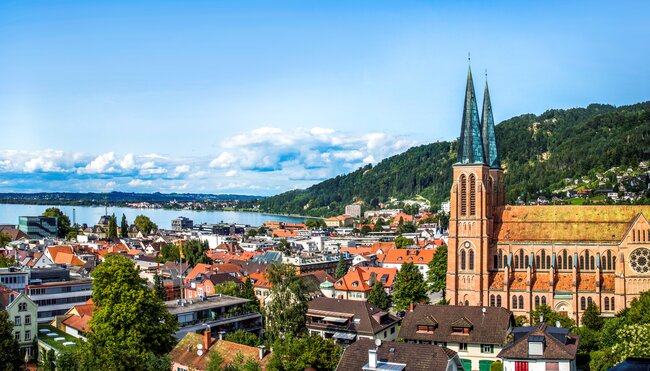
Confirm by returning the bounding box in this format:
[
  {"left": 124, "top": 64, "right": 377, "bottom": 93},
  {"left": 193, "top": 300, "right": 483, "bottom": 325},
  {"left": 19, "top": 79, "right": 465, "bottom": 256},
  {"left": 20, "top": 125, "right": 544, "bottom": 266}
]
[{"left": 128, "top": 179, "right": 153, "bottom": 186}]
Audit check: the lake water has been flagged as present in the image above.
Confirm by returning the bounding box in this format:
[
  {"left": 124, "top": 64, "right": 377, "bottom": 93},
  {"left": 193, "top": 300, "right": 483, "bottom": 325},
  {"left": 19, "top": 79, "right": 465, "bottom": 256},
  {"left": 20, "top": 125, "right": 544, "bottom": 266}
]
[{"left": 0, "top": 204, "right": 305, "bottom": 229}]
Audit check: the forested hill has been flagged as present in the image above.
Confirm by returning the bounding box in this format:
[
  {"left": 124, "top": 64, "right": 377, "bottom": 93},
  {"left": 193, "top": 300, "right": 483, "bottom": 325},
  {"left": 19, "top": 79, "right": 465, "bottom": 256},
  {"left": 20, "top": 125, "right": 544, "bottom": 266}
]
[{"left": 255, "top": 101, "right": 650, "bottom": 217}]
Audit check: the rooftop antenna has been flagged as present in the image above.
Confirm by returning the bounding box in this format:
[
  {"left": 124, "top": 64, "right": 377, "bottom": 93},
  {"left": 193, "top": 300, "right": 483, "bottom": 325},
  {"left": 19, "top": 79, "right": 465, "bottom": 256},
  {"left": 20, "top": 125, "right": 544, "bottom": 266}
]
[{"left": 72, "top": 208, "right": 76, "bottom": 227}]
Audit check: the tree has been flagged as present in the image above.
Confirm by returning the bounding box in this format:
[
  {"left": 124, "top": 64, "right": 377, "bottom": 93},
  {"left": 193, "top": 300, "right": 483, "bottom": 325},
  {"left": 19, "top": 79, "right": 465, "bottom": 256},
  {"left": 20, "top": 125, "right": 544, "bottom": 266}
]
[
  {"left": 42, "top": 207, "right": 71, "bottom": 238},
  {"left": 438, "top": 212, "right": 450, "bottom": 230},
  {"left": 397, "top": 222, "right": 417, "bottom": 234},
  {"left": 120, "top": 214, "right": 129, "bottom": 238},
  {"left": 276, "top": 239, "right": 292, "bottom": 256},
  {"left": 335, "top": 255, "right": 347, "bottom": 279},
  {"left": 360, "top": 225, "right": 372, "bottom": 235},
  {"left": 305, "top": 219, "right": 321, "bottom": 230},
  {"left": 394, "top": 236, "right": 414, "bottom": 248},
  {"left": 206, "top": 351, "right": 224, "bottom": 371},
  {"left": 264, "top": 263, "right": 307, "bottom": 342},
  {"left": 368, "top": 281, "right": 391, "bottom": 310},
  {"left": 427, "top": 245, "right": 447, "bottom": 298},
  {"left": 246, "top": 229, "right": 257, "bottom": 238},
  {"left": 224, "top": 329, "right": 262, "bottom": 347},
  {"left": 213, "top": 281, "right": 242, "bottom": 297},
  {"left": 0, "top": 256, "right": 17, "bottom": 268},
  {"left": 134, "top": 214, "right": 158, "bottom": 235},
  {"left": 181, "top": 240, "right": 211, "bottom": 267},
  {"left": 153, "top": 273, "right": 167, "bottom": 301},
  {"left": 66, "top": 229, "right": 78, "bottom": 241},
  {"left": 490, "top": 361, "right": 503, "bottom": 371},
  {"left": 80, "top": 254, "right": 178, "bottom": 370},
  {"left": 158, "top": 243, "right": 180, "bottom": 263},
  {"left": 392, "top": 262, "right": 429, "bottom": 310},
  {"left": 107, "top": 213, "right": 118, "bottom": 240},
  {"left": 374, "top": 218, "right": 386, "bottom": 231},
  {"left": 0, "top": 311, "right": 22, "bottom": 370},
  {"left": 40, "top": 348, "right": 56, "bottom": 371},
  {"left": 530, "top": 304, "right": 575, "bottom": 329},
  {"left": 582, "top": 302, "right": 604, "bottom": 331},
  {"left": 267, "top": 336, "right": 342, "bottom": 371},
  {"left": 0, "top": 232, "right": 11, "bottom": 247},
  {"left": 242, "top": 277, "right": 260, "bottom": 312}
]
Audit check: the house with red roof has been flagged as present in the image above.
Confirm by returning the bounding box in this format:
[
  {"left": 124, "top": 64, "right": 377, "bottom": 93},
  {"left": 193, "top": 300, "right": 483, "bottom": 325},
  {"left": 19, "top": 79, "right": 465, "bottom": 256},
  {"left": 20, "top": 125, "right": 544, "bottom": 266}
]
[
  {"left": 380, "top": 248, "right": 436, "bottom": 276},
  {"left": 334, "top": 266, "right": 398, "bottom": 300}
]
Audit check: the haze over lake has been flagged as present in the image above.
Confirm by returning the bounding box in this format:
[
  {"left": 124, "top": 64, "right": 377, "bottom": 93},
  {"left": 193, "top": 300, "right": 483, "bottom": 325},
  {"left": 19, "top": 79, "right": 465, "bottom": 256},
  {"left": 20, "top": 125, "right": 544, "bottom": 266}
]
[{"left": 0, "top": 204, "right": 304, "bottom": 229}]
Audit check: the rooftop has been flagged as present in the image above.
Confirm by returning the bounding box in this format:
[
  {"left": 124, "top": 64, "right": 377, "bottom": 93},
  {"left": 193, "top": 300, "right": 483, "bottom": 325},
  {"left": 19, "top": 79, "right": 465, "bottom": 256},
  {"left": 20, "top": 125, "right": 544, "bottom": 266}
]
[{"left": 165, "top": 294, "right": 248, "bottom": 315}]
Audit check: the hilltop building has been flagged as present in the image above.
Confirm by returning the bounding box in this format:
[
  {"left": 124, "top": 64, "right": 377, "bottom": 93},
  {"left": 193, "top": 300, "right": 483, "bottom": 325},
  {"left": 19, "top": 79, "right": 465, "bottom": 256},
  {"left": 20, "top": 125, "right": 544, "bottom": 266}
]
[
  {"left": 345, "top": 204, "right": 362, "bottom": 218},
  {"left": 447, "top": 65, "right": 650, "bottom": 325}
]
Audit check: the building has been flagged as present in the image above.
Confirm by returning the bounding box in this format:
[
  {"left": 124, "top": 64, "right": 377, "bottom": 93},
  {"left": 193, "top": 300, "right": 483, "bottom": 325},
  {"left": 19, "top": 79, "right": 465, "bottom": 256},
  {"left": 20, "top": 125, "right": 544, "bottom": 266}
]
[
  {"left": 336, "top": 338, "right": 463, "bottom": 371},
  {"left": 0, "top": 267, "right": 30, "bottom": 291},
  {"left": 441, "top": 200, "right": 452, "bottom": 214},
  {"left": 497, "top": 323, "right": 579, "bottom": 371},
  {"left": 446, "top": 66, "right": 650, "bottom": 324},
  {"left": 165, "top": 294, "right": 263, "bottom": 340},
  {"left": 399, "top": 305, "right": 514, "bottom": 371},
  {"left": 18, "top": 216, "right": 58, "bottom": 239},
  {"left": 172, "top": 216, "right": 194, "bottom": 231},
  {"left": 0, "top": 289, "right": 38, "bottom": 357},
  {"left": 324, "top": 215, "right": 354, "bottom": 228},
  {"left": 333, "top": 266, "right": 398, "bottom": 300},
  {"left": 25, "top": 269, "right": 93, "bottom": 323},
  {"left": 283, "top": 252, "right": 352, "bottom": 276},
  {"left": 306, "top": 297, "right": 400, "bottom": 345},
  {"left": 379, "top": 248, "right": 436, "bottom": 276},
  {"left": 50, "top": 299, "right": 94, "bottom": 340},
  {"left": 345, "top": 204, "right": 362, "bottom": 219},
  {"left": 169, "top": 331, "right": 269, "bottom": 371}
]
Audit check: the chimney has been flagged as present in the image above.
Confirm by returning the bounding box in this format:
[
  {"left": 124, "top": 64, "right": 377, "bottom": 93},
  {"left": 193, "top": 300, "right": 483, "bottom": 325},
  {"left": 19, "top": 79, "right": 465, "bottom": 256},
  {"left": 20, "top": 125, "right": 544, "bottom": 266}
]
[
  {"left": 555, "top": 320, "right": 561, "bottom": 328},
  {"left": 203, "top": 327, "right": 211, "bottom": 350},
  {"left": 539, "top": 313, "right": 544, "bottom": 324},
  {"left": 409, "top": 302, "right": 414, "bottom": 312},
  {"left": 368, "top": 349, "right": 378, "bottom": 369},
  {"left": 218, "top": 331, "right": 225, "bottom": 340},
  {"left": 258, "top": 345, "right": 265, "bottom": 360}
]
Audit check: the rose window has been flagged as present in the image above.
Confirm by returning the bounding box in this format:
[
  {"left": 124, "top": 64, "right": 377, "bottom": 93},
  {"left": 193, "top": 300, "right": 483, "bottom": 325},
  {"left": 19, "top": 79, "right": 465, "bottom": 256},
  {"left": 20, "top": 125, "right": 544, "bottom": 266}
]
[{"left": 630, "top": 248, "right": 650, "bottom": 274}]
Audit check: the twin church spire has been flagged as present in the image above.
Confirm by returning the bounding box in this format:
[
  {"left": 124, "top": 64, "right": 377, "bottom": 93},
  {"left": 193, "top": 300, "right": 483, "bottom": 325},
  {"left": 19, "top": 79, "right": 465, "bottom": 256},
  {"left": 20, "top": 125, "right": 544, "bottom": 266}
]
[{"left": 457, "top": 65, "right": 500, "bottom": 168}]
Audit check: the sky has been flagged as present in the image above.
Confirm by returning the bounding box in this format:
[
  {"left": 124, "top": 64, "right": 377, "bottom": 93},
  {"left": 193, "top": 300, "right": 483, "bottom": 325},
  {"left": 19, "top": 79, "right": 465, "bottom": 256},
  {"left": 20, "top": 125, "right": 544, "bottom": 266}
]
[{"left": 0, "top": 0, "right": 649, "bottom": 196}]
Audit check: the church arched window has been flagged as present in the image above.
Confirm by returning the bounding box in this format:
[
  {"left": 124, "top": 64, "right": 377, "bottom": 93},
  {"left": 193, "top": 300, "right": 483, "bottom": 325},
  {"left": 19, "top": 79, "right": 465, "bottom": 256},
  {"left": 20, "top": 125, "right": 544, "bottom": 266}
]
[
  {"left": 490, "top": 295, "right": 495, "bottom": 307},
  {"left": 580, "top": 256, "right": 585, "bottom": 270},
  {"left": 469, "top": 250, "right": 475, "bottom": 270},
  {"left": 611, "top": 297, "right": 615, "bottom": 311},
  {"left": 494, "top": 255, "right": 498, "bottom": 270},
  {"left": 535, "top": 296, "right": 540, "bottom": 308},
  {"left": 589, "top": 256, "right": 595, "bottom": 270},
  {"left": 514, "top": 255, "right": 519, "bottom": 270},
  {"left": 604, "top": 297, "right": 609, "bottom": 311},
  {"left": 512, "top": 295, "right": 517, "bottom": 309},
  {"left": 581, "top": 297, "right": 586, "bottom": 310},
  {"left": 461, "top": 250, "right": 466, "bottom": 270},
  {"left": 469, "top": 174, "right": 476, "bottom": 216},
  {"left": 519, "top": 295, "right": 524, "bottom": 310},
  {"left": 541, "top": 296, "right": 546, "bottom": 306},
  {"left": 460, "top": 175, "right": 467, "bottom": 216},
  {"left": 497, "top": 295, "right": 502, "bottom": 307}
]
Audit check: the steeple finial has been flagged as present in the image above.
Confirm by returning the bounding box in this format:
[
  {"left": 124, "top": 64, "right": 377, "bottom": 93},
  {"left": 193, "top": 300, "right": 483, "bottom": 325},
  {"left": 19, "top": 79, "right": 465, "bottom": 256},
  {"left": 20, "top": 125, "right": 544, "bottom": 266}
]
[
  {"left": 457, "top": 62, "right": 485, "bottom": 165},
  {"left": 481, "top": 76, "right": 500, "bottom": 169}
]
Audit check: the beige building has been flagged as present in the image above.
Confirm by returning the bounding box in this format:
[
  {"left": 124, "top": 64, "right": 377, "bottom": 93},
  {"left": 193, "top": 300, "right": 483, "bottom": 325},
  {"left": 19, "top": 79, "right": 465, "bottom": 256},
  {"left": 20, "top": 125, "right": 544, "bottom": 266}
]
[{"left": 345, "top": 204, "right": 362, "bottom": 218}]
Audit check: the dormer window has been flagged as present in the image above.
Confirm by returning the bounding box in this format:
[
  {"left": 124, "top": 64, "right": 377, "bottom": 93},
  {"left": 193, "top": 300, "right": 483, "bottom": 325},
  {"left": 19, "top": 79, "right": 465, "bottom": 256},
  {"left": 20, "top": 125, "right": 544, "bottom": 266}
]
[
  {"left": 417, "top": 324, "right": 436, "bottom": 333},
  {"left": 398, "top": 257, "right": 403, "bottom": 261},
  {"left": 452, "top": 327, "right": 471, "bottom": 335},
  {"left": 352, "top": 281, "right": 358, "bottom": 287},
  {"left": 528, "top": 335, "right": 545, "bottom": 356}
]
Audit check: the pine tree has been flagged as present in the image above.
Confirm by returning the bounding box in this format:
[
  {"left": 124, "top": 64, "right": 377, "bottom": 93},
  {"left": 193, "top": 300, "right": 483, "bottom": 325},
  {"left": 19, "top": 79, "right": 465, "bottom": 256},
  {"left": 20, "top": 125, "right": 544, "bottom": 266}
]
[
  {"left": 368, "top": 281, "right": 391, "bottom": 310},
  {"left": 335, "top": 255, "right": 347, "bottom": 279},
  {"left": 392, "top": 262, "right": 429, "bottom": 310},
  {"left": 582, "top": 302, "right": 604, "bottom": 331},
  {"left": 243, "top": 277, "right": 260, "bottom": 312},
  {"left": 120, "top": 214, "right": 129, "bottom": 238},
  {"left": 107, "top": 213, "right": 118, "bottom": 240}
]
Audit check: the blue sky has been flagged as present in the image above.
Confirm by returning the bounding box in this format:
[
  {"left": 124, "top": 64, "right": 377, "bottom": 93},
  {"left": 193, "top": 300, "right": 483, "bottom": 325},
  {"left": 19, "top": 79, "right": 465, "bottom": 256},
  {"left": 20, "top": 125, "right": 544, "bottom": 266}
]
[{"left": 1, "top": 0, "right": 649, "bottom": 195}]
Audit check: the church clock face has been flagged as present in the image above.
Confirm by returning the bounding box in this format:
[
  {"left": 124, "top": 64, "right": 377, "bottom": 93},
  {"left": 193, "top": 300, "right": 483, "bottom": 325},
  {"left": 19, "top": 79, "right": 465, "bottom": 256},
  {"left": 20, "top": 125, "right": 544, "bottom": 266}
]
[
  {"left": 630, "top": 248, "right": 650, "bottom": 274},
  {"left": 464, "top": 241, "right": 471, "bottom": 248}
]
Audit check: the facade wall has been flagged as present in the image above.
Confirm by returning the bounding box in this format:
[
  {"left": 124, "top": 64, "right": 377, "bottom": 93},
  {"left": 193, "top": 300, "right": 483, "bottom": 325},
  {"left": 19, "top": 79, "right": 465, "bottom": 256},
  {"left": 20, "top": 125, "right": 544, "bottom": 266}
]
[{"left": 8, "top": 294, "right": 38, "bottom": 357}]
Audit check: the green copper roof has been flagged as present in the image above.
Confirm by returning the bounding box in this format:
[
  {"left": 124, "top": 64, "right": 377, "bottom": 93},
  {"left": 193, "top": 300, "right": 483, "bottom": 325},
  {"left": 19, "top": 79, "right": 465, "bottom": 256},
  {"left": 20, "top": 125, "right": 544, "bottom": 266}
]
[
  {"left": 457, "top": 66, "right": 485, "bottom": 164},
  {"left": 320, "top": 279, "right": 334, "bottom": 288},
  {"left": 481, "top": 80, "right": 500, "bottom": 169}
]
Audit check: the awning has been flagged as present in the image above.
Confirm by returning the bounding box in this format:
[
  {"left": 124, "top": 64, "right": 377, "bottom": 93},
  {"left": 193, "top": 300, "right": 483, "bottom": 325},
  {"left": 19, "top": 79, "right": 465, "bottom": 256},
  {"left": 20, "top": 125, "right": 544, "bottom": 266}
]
[
  {"left": 333, "top": 332, "right": 356, "bottom": 340},
  {"left": 322, "top": 316, "right": 348, "bottom": 324}
]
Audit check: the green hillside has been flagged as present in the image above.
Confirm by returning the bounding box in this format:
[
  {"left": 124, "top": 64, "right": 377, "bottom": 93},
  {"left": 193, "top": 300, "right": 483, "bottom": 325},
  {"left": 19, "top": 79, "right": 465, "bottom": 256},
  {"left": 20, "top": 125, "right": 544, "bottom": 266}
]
[{"left": 254, "top": 101, "right": 650, "bottom": 217}]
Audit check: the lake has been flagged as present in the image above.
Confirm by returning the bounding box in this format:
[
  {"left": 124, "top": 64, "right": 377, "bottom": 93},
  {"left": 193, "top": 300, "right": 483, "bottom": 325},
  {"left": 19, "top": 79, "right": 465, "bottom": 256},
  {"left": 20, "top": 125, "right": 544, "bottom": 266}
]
[{"left": 0, "top": 204, "right": 305, "bottom": 229}]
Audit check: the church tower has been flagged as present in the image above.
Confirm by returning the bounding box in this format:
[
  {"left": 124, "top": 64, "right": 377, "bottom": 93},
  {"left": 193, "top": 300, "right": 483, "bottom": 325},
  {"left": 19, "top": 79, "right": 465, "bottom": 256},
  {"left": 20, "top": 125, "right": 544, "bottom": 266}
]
[{"left": 447, "top": 66, "right": 501, "bottom": 306}]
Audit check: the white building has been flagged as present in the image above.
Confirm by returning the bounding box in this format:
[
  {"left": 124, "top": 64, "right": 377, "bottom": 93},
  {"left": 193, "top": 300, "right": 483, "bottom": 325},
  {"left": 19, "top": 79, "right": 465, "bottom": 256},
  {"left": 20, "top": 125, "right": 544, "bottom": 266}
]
[
  {"left": 345, "top": 204, "right": 362, "bottom": 218},
  {"left": 498, "top": 323, "right": 579, "bottom": 371}
]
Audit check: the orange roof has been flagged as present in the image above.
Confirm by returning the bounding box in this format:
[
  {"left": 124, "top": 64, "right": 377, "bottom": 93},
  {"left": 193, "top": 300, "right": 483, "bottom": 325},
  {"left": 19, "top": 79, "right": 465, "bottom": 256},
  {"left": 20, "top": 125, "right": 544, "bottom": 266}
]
[
  {"left": 335, "top": 267, "right": 397, "bottom": 292},
  {"left": 169, "top": 333, "right": 269, "bottom": 370},
  {"left": 325, "top": 214, "right": 353, "bottom": 221},
  {"left": 601, "top": 274, "right": 615, "bottom": 291},
  {"left": 250, "top": 271, "right": 272, "bottom": 288},
  {"left": 53, "top": 252, "right": 85, "bottom": 266},
  {"left": 555, "top": 273, "right": 574, "bottom": 291},
  {"left": 381, "top": 248, "right": 435, "bottom": 265},
  {"left": 391, "top": 213, "right": 414, "bottom": 224},
  {"left": 47, "top": 246, "right": 74, "bottom": 260},
  {"left": 272, "top": 229, "right": 297, "bottom": 238},
  {"left": 372, "top": 242, "right": 395, "bottom": 253},
  {"left": 578, "top": 275, "right": 596, "bottom": 291},
  {"left": 495, "top": 205, "right": 650, "bottom": 243},
  {"left": 184, "top": 263, "right": 213, "bottom": 282},
  {"left": 509, "top": 272, "right": 528, "bottom": 290},
  {"left": 489, "top": 272, "right": 504, "bottom": 290},
  {"left": 532, "top": 273, "right": 550, "bottom": 291},
  {"left": 61, "top": 300, "right": 95, "bottom": 333}
]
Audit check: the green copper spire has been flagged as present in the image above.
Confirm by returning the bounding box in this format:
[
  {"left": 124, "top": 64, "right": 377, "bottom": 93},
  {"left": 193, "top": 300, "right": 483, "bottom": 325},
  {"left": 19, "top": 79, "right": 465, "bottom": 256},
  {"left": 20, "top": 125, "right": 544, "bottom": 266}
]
[
  {"left": 481, "top": 78, "right": 500, "bottom": 168},
  {"left": 457, "top": 66, "right": 485, "bottom": 164}
]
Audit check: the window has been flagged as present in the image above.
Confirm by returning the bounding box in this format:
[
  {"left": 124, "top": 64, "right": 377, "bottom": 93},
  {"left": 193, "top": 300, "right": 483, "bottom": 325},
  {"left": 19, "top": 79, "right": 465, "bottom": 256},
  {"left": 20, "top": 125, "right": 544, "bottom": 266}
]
[
  {"left": 15, "top": 332, "right": 19, "bottom": 341},
  {"left": 497, "top": 295, "right": 502, "bottom": 307},
  {"left": 519, "top": 295, "right": 524, "bottom": 310},
  {"left": 481, "top": 344, "right": 494, "bottom": 353},
  {"left": 18, "top": 303, "right": 27, "bottom": 312},
  {"left": 611, "top": 297, "right": 615, "bottom": 311},
  {"left": 384, "top": 331, "right": 387, "bottom": 338},
  {"left": 469, "top": 174, "right": 476, "bottom": 216},
  {"left": 459, "top": 343, "right": 468, "bottom": 352},
  {"left": 512, "top": 295, "right": 518, "bottom": 309},
  {"left": 469, "top": 250, "right": 475, "bottom": 270},
  {"left": 417, "top": 325, "right": 435, "bottom": 333},
  {"left": 460, "top": 175, "right": 467, "bottom": 216},
  {"left": 535, "top": 296, "right": 540, "bottom": 308},
  {"left": 461, "top": 250, "right": 466, "bottom": 270},
  {"left": 24, "top": 330, "right": 31, "bottom": 341},
  {"left": 581, "top": 297, "right": 586, "bottom": 310},
  {"left": 391, "top": 326, "right": 395, "bottom": 334},
  {"left": 604, "top": 297, "right": 610, "bottom": 311},
  {"left": 541, "top": 296, "right": 546, "bottom": 306},
  {"left": 588, "top": 297, "right": 593, "bottom": 306},
  {"left": 24, "top": 315, "right": 30, "bottom": 325},
  {"left": 494, "top": 255, "right": 498, "bottom": 270},
  {"left": 490, "top": 295, "right": 495, "bottom": 307},
  {"left": 434, "top": 341, "right": 447, "bottom": 347},
  {"left": 14, "top": 316, "right": 20, "bottom": 326}
]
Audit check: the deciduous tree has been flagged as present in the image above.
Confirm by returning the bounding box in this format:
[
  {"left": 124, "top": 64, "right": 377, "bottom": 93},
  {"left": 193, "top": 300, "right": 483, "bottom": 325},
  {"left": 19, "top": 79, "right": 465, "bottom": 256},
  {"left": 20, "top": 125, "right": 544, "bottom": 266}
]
[
  {"left": 530, "top": 304, "right": 575, "bottom": 328},
  {"left": 264, "top": 264, "right": 307, "bottom": 342},
  {"left": 427, "top": 245, "right": 447, "bottom": 298},
  {"left": 42, "top": 207, "right": 71, "bottom": 238},
  {"left": 368, "top": 281, "right": 391, "bottom": 310},
  {"left": 224, "top": 329, "right": 262, "bottom": 347},
  {"left": 267, "top": 335, "right": 342, "bottom": 371},
  {"left": 134, "top": 214, "right": 158, "bottom": 235},
  {"left": 394, "top": 236, "right": 414, "bottom": 248},
  {"left": 0, "top": 310, "right": 22, "bottom": 370},
  {"left": 582, "top": 302, "right": 604, "bottom": 331}
]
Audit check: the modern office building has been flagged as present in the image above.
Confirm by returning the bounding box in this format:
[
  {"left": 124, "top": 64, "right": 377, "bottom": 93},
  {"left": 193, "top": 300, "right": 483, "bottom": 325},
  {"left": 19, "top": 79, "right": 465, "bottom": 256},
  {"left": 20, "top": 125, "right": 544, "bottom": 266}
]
[
  {"left": 18, "top": 216, "right": 58, "bottom": 239},
  {"left": 172, "top": 216, "right": 194, "bottom": 231},
  {"left": 26, "top": 269, "right": 93, "bottom": 323}
]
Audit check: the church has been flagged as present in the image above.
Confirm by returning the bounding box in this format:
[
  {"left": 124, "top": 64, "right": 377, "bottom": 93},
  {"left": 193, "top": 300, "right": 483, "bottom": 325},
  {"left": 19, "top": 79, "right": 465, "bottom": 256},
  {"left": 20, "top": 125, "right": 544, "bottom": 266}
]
[{"left": 446, "top": 66, "right": 650, "bottom": 325}]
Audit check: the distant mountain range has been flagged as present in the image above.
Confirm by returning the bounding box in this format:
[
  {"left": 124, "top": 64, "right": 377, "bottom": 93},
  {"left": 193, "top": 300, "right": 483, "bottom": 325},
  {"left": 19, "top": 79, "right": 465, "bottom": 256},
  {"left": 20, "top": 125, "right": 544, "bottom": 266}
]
[
  {"left": 251, "top": 101, "right": 650, "bottom": 217},
  {"left": 0, "top": 191, "right": 261, "bottom": 207}
]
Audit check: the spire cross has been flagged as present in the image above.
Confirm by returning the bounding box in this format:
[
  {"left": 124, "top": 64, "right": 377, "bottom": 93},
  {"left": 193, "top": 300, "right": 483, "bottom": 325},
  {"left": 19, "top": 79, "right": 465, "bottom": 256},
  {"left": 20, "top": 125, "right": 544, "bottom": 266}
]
[{"left": 468, "top": 52, "right": 471, "bottom": 64}]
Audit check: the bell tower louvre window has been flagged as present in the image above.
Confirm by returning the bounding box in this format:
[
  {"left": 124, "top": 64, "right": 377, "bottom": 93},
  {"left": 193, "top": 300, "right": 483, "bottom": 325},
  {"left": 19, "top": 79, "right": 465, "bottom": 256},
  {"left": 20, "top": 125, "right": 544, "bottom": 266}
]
[
  {"left": 460, "top": 175, "right": 467, "bottom": 216},
  {"left": 469, "top": 174, "right": 476, "bottom": 216}
]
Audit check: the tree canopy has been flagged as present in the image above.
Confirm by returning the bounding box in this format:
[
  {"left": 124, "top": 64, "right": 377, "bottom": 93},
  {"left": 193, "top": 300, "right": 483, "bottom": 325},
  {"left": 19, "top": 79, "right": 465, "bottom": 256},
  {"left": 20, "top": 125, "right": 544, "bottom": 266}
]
[
  {"left": 335, "top": 255, "right": 347, "bottom": 279},
  {"left": 394, "top": 236, "right": 414, "bottom": 248},
  {"left": 267, "top": 335, "right": 342, "bottom": 371},
  {"left": 0, "top": 310, "right": 22, "bottom": 371},
  {"left": 392, "top": 262, "right": 429, "bottom": 310},
  {"left": 134, "top": 214, "right": 158, "bottom": 235},
  {"left": 264, "top": 264, "right": 307, "bottom": 342},
  {"left": 78, "top": 254, "right": 178, "bottom": 370},
  {"left": 426, "top": 245, "right": 447, "bottom": 298},
  {"left": 42, "top": 207, "right": 72, "bottom": 238},
  {"left": 120, "top": 214, "right": 129, "bottom": 238},
  {"left": 368, "top": 281, "right": 391, "bottom": 311}
]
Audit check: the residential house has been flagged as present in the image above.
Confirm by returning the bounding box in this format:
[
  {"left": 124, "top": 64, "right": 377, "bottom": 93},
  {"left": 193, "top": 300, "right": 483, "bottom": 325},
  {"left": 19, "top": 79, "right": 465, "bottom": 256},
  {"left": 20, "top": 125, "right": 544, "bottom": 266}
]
[
  {"left": 170, "top": 330, "right": 268, "bottom": 371},
  {"left": 0, "top": 289, "right": 38, "bottom": 357},
  {"left": 379, "top": 248, "right": 436, "bottom": 276},
  {"left": 399, "top": 305, "right": 514, "bottom": 371},
  {"left": 334, "top": 266, "right": 398, "bottom": 300},
  {"left": 497, "top": 323, "right": 579, "bottom": 371},
  {"left": 324, "top": 215, "right": 354, "bottom": 228},
  {"left": 307, "top": 297, "right": 400, "bottom": 345},
  {"left": 185, "top": 271, "right": 243, "bottom": 300},
  {"left": 50, "top": 299, "right": 94, "bottom": 340},
  {"left": 336, "top": 338, "right": 463, "bottom": 371}
]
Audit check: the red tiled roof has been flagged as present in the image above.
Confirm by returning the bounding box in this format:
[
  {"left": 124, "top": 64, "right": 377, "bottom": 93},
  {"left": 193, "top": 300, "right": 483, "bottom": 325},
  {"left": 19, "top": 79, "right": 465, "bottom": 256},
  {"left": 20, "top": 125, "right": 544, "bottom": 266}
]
[
  {"left": 381, "top": 248, "right": 435, "bottom": 265},
  {"left": 532, "top": 273, "right": 550, "bottom": 291},
  {"left": 555, "top": 273, "right": 574, "bottom": 291},
  {"left": 601, "top": 274, "right": 615, "bottom": 291},
  {"left": 509, "top": 272, "right": 528, "bottom": 290},
  {"left": 489, "top": 272, "right": 504, "bottom": 290}
]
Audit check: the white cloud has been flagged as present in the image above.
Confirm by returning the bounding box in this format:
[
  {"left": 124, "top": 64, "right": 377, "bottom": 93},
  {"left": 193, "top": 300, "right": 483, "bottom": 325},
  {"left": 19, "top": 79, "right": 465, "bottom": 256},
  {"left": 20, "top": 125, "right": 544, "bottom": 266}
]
[
  {"left": 128, "top": 179, "right": 153, "bottom": 186},
  {"left": 79, "top": 152, "right": 116, "bottom": 174},
  {"left": 119, "top": 154, "right": 135, "bottom": 170},
  {"left": 225, "top": 170, "right": 237, "bottom": 177},
  {"left": 175, "top": 165, "right": 190, "bottom": 174}
]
